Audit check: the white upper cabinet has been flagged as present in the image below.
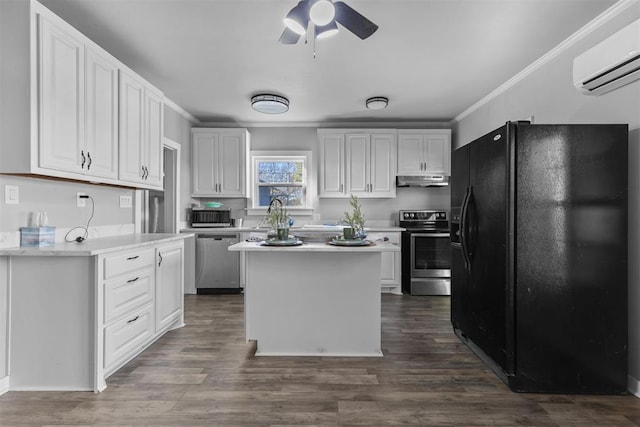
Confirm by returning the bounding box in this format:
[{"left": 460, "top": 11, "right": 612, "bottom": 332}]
[
  {"left": 397, "top": 130, "right": 451, "bottom": 175},
  {"left": 319, "top": 129, "right": 396, "bottom": 198},
  {"left": 318, "top": 132, "right": 345, "bottom": 197},
  {"left": 85, "top": 47, "right": 119, "bottom": 179},
  {"left": 191, "top": 128, "right": 249, "bottom": 197},
  {"left": 38, "top": 13, "right": 85, "bottom": 175},
  {"left": 118, "top": 70, "right": 163, "bottom": 189},
  {"left": 0, "top": 1, "right": 162, "bottom": 189}
]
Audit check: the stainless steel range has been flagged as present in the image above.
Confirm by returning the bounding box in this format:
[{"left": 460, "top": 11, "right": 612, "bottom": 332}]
[{"left": 399, "top": 210, "right": 452, "bottom": 295}]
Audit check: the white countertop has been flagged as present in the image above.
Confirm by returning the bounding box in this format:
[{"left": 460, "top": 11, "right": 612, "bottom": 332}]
[
  {"left": 228, "top": 240, "right": 400, "bottom": 253},
  {"left": 181, "top": 226, "right": 405, "bottom": 233},
  {"left": 0, "top": 233, "right": 193, "bottom": 257}
]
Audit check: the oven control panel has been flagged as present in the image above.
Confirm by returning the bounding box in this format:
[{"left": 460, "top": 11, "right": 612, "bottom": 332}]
[{"left": 399, "top": 210, "right": 447, "bottom": 222}]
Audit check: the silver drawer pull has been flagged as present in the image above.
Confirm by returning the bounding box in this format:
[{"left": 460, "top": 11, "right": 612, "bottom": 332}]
[
  {"left": 127, "top": 315, "right": 140, "bottom": 324},
  {"left": 126, "top": 277, "right": 139, "bottom": 283},
  {"left": 126, "top": 255, "right": 139, "bottom": 260}
]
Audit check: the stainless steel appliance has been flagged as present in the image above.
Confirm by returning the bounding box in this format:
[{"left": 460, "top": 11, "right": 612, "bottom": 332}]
[
  {"left": 195, "top": 233, "right": 241, "bottom": 294},
  {"left": 190, "top": 208, "right": 231, "bottom": 228},
  {"left": 399, "top": 210, "right": 451, "bottom": 295},
  {"left": 451, "top": 122, "right": 627, "bottom": 393}
]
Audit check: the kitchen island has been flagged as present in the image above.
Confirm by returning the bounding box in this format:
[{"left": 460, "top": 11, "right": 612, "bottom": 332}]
[{"left": 229, "top": 240, "right": 400, "bottom": 356}]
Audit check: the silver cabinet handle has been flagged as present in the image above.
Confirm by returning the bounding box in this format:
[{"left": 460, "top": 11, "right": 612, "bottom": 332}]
[
  {"left": 141, "top": 166, "right": 145, "bottom": 178},
  {"left": 87, "top": 152, "right": 92, "bottom": 170},
  {"left": 126, "top": 255, "right": 139, "bottom": 260},
  {"left": 158, "top": 252, "right": 163, "bottom": 267},
  {"left": 126, "top": 277, "right": 139, "bottom": 283},
  {"left": 81, "top": 150, "right": 86, "bottom": 169},
  {"left": 127, "top": 315, "right": 140, "bottom": 324}
]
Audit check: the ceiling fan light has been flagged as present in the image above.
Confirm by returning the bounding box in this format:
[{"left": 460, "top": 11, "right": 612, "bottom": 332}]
[
  {"left": 315, "top": 20, "right": 339, "bottom": 39},
  {"left": 284, "top": 1, "right": 309, "bottom": 35},
  {"left": 366, "top": 96, "right": 388, "bottom": 110},
  {"left": 309, "top": 0, "right": 335, "bottom": 26},
  {"left": 251, "top": 94, "right": 290, "bottom": 114}
]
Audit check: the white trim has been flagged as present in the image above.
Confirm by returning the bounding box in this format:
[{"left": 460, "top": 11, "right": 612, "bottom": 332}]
[
  {"left": 249, "top": 150, "right": 315, "bottom": 211},
  {"left": 163, "top": 138, "right": 181, "bottom": 234},
  {"left": 200, "top": 121, "right": 450, "bottom": 129},
  {"left": 628, "top": 375, "right": 640, "bottom": 398},
  {"left": 454, "top": 0, "right": 640, "bottom": 123},
  {"left": 0, "top": 376, "right": 9, "bottom": 395},
  {"left": 163, "top": 96, "right": 200, "bottom": 124}
]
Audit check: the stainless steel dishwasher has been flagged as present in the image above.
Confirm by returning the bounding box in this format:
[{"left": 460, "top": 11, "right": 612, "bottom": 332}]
[{"left": 195, "top": 233, "right": 241, "bottom": 294}]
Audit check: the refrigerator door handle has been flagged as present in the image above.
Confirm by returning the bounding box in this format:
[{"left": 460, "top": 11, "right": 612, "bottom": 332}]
[{"left": 460, "top": 186, "right": 472, "bottom": 271}]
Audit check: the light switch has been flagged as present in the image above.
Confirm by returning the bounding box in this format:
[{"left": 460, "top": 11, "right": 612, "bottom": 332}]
[{"left": 5, "top": 185, "right": 19, "bottom": 205}]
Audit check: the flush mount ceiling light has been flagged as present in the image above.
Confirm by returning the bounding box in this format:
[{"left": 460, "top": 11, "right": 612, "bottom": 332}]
[
  {"left": 279, "top": 0, "right": 378, "bottom": 45},
  {"left": 366, "top": 97, "right": 388, "bottom": 110},
  {"left": 251, "top": 94, "right": 290, "bottom": 114}
]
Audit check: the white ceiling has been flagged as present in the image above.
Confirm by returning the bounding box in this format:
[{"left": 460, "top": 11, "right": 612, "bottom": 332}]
[{"left": 40, "top": 0, "right": 617, "bottom": 124}]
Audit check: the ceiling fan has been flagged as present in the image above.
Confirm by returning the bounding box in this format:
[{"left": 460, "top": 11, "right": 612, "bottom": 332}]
[{"left": 278, "top": 0, "right": 379, "bottom": 44}]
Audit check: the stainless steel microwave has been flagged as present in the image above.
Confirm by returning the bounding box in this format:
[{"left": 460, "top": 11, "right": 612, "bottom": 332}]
[{"left": 190, "top": 208, "right": 231, "bottom": 228}]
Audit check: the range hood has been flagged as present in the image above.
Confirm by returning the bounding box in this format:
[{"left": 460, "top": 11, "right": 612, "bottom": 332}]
[{"left": 396, "top": 175, "right": 449, "bottom": 187}]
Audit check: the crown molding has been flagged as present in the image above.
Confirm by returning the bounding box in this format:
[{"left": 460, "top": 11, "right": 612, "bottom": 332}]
[
  {"left": 163, "top": 97, "right": 201, "bottom": 124},
  {"left": 198, "top": 120, "right": 451, "bottom": 129},
  {"left": 453, "top": 0, "right": 639, "bottom": 123}
]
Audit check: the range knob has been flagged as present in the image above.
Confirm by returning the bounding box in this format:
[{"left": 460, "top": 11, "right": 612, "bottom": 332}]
[{"left": 403, "top": 213, "right": 410, "bottom": 219}]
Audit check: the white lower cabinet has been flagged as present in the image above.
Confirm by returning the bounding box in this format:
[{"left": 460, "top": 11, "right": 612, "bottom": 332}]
[
  {"left": 4, "top": 237, "right": 185, "bottom": 392},
  {"left": 155, "top": 242, "right": 184, "bottom": 332},
  {"left": 104, "top": 303, "right": 155, "bottom": 371},
  {"left": 379, "top": 232, "right": 401, "bottom": 294}
]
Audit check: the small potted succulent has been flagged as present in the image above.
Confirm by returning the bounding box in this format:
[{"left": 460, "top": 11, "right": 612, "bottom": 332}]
[
  {"left": 264, "top": 198, "right": 291, "bottom": 240},
  {"left": 342, "top": 194, "right": 366, "bottom": 240}
]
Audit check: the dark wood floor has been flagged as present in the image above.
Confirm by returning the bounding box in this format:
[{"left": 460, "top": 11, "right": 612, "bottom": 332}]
[{"left": 1, "top": 294, "right": 639, "bottom": 426}]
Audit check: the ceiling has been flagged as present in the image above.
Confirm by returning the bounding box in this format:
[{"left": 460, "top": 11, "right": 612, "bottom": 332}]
[{"left": 40, "top": 0, "right": 617, "bottom": 124}]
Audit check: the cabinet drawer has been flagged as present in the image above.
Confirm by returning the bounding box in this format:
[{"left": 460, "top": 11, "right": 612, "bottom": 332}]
[
  {"left": 104, "top": 304, "right": 154, "bottom": 371},
  {"left": 103, "top": 248, "right": 155, "bottom": 279},
  {"left": 104, "top": 272, "right": 153, "bottom": 324}
]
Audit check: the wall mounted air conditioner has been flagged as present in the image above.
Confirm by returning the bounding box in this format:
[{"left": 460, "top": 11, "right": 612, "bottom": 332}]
[{"left": 573, "top": 18, "right": 640, "bottom": 95}]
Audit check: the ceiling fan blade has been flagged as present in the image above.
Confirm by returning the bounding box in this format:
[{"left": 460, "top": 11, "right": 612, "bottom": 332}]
[
  {"left": 279, "top": 27, "right": 302, "bottom": 44},
  {"left": 334, "top": 1, "right": 378, "bottom": 40}
]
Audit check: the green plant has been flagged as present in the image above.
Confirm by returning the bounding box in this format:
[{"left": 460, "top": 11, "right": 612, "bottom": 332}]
[
  {"left": 264, "top": 198, "right": 289, "bottom": 229},
  {"left": 343, "top": 194, "right": 365, "bottom": 235}
]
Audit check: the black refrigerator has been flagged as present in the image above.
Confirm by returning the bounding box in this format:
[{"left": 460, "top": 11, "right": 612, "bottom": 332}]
[{"left": 450, "top": 121, "right": 628, "bottom": 394}]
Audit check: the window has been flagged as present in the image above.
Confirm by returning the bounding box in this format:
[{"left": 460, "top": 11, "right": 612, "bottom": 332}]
[{"left": 250, "top": 151, "right": 312, "bottom": 211}]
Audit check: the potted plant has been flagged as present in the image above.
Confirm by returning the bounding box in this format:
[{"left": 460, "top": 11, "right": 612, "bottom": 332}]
[
  {"left": 342, "top": 194, "right": 366, "bottom": 240},
  {"left": 264, "top": 198, "right": 290, "bottom": 240}
]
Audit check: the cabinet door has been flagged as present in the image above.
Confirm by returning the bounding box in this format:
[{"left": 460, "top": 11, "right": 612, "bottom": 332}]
[
  {"left": 424, "top": 133, "right": 451, "bottom": 175},
  {"left": 380, "top": 233, "right": 401, "bottom": 288},
  {"left": 156, "top": 242, "right": 184, "bottom": 332},
  {"left": 118, "top": 71, "right": 145, "bottom": 184},
  {"left": 345, "top": 133, "right": 369, "bottom": 195},
  {"left": 38, "top": 15, "right": 85, "bottom": 174},
  {"left": 396, "top": 133, "right": 424, "bottom": 175},
  {"left": 369, "top": 133, "right": 396, "bottom": 197},
  {"left": 85, "top": 48, "right": 118, "bottom": 179},
  {"left": 192, "top": 131, "right": 218, "bottom": 196},
  {"left": 318, "top": 133, "right": 346, "bottom": 197},
  {"left": 218, "top": 131, "right": 246, "bottom": 197},
  {"left": 144, "top": 87, "right": 164, "bottom": 188}
]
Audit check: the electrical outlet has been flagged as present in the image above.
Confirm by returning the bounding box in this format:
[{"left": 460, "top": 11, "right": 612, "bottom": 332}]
[
  {"left": 5, "top": 185, "right": 19, "bottom": 205},
  {"left": 120, "top": 195, "right": 133, "bottom": 208},
  {"left": 77, "top": 192, "right": 87, "bottom": 207}
]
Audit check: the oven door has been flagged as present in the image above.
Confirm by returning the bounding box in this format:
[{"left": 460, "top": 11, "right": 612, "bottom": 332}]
[{"left": 410, "top": 232, "right": 452, "bottom": 278}]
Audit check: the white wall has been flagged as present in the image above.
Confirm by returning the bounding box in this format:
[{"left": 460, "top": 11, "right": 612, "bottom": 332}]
[{"left": 451, "top": 2, "right": 640, "bottom": 392}]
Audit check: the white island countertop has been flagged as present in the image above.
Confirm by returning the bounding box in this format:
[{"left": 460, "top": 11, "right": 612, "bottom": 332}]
[
  {"left": 228, "top": 240, "right": 400, "bottom": 253},
  {"left": 0, "top": 233, "right": 193, "bottom": 257}
]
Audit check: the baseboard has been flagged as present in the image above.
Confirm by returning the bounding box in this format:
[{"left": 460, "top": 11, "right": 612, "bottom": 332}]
[
  {"left": 628, "top": 375, "right": 640, "bottom": 398},
  {"left": 0, "top": 376, "right": 9, "bottom": 395}
]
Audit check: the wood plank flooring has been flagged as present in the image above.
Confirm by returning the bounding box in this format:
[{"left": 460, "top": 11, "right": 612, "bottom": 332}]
[{"left": 1, "top": 294, "right": 640, "bottom": 426}]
